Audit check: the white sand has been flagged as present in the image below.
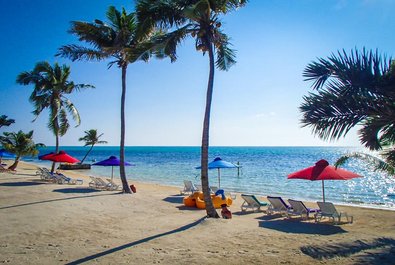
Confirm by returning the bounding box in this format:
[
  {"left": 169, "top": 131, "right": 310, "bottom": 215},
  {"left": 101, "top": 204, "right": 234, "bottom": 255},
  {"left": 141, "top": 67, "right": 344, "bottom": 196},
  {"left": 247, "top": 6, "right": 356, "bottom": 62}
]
[{"left": 1, "top": 161, "right": 395, "bottom": 264}]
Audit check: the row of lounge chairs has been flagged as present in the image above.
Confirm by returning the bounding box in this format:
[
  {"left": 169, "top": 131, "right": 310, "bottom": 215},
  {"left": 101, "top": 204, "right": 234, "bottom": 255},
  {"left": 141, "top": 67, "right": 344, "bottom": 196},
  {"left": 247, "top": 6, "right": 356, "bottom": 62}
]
[
  {"left": 36, "top": 167, "right": 83, "bottom": 185},
  {"left": 240, "top": 194, "right": 353, "bottom": 224},
  {"left": 89, "top": 176, "right": 121, "bottom": 191}
]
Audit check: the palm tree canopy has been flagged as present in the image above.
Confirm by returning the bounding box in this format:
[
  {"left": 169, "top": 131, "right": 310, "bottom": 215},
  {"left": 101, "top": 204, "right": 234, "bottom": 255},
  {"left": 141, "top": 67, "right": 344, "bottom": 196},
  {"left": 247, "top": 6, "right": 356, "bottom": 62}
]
[
  {"left": 300, "top": 48, "right": 395, "bottom": 151},
  {"left": 57, "top": 6, "right": 157, "bottom": 67},
  {"left": 16, "top": 61, "right": 94, "bottom": 136},
  {"left": 0, "top": 115, "right": 15, "bottom": 128},
  {"left": 0, "top": 130, "right": 44, "bottom": 158},
  {"left": 136, "top": 0, "right": 247, "bottom": 70},
  {"left": 79, "top": 129, "right": 108, "bottom": 146}
]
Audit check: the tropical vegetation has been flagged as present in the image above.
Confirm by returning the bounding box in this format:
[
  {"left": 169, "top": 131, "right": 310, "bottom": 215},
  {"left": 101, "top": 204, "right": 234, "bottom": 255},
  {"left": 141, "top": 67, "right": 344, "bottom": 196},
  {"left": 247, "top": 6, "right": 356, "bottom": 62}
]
[
  {"left": 0, "top": 115, "right": 15, "bottom": 128},
  {"left": 57, "top": 6, "right": 161, "bottom": 193},
  {"left": 300, "top": 48, "right": 395, "bottom": 174},
  {"left": 16, "top": 61, "right": 93, "bottom": 173},
  {"left": 0, "top": 130, "right": 44, "bottom": 170},
  {"left": 79, "top": 129, "right": 108, "bottom": 164},
  {"left": 136, "top": 0, "right": 247, "bottom": 217}
]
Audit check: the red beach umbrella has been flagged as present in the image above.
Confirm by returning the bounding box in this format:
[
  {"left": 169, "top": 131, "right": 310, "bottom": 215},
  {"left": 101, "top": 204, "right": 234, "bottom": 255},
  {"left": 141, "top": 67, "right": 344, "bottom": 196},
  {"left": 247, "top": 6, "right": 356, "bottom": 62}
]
[
  {"left": 287, "top": 159, "right": 362, "bottom": 202},
  {"left": 47, "top": 151, "right": 80, "bottom": 164},
  {"left": 39, "top": 152, "right": 56, "bottom": 160}
]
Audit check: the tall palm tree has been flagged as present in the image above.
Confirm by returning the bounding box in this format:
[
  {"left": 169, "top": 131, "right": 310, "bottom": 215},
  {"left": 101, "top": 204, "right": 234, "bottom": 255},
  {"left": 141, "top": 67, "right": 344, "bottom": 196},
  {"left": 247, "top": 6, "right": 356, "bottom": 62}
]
[
  {"left": 0, "top": 115, "right": 15, "bottom": 128},
  {"left": 136, "top": 0, "right": 247, "bottom": 217},
  {"left": 300, "top": 48, "right": 395, "bottom": 171},
  {"left": 79, "top": 129, "right": 108, "bottom": 164},
  {"left": 57, "top": 6, "right": 158, "bottom": 193},
  {"left": 16, "top": 61, "right": 93, "bottom": 173},
  {"left": 0, "top": 130, "right": 44, "bottom": 170}
]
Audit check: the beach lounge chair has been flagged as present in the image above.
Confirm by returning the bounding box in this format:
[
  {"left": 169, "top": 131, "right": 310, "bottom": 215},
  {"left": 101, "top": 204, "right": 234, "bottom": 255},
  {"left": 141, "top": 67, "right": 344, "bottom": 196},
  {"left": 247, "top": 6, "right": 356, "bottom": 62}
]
[
  {"left": 106, "top": 178, "right": 121, "bottom": 191},
  {"left": 55, "top": 172, "right": 83, "bottom": 185},
  {"left": 240, "top": 194, "right": 269, "bottom": 212},
  {"left": 287, "top": 199, "right": 320, "bottom": 220},
  {"left": 315, "top": 202, "right": 353, "bottom": 224},
  {"left": 267, "top": 196, "right": 293, "bottom": 216},
  {"left": 89, "top": 176, "right": 107, "bottom": 190},
  {"left": 180, "top": 180, "right": 199, "bottom": 194}
]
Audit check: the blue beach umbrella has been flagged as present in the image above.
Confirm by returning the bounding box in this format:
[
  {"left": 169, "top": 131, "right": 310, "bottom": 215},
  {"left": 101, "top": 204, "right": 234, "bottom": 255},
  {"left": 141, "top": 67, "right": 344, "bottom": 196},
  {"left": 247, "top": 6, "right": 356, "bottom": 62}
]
[
  {"left": 93, "top": 156, "right": 135, "bottom": 180},
  {"left": 196, "top": 157, "right": 238, "bottom": 188},
  {"left": 0, "top": 149, "right": 15, "bottom": 164}
]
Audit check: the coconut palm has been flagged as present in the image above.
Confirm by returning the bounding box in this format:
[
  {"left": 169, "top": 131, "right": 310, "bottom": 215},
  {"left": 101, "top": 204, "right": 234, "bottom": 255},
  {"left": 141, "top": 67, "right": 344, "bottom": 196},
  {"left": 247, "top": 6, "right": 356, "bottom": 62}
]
[
  {"left": 136, "top": 0, "right": 247, "bottom": 217},
  {"left": 300, "top": 48, "right": 395, "bottom": 172},
  {"left": 57, "top": 6, "right": 159, "bottom": 193},
  {"left": 0, "top": 115, "right": 15, "bottom": 128},
  {"left": 79, "top": 129, "right": 108, "bottom": 164},
  {"left": 16, "top": 61, "right": 93, "bottom": 173},
  {"left": 0, "top": 130, "right": 44, "bottom": 170}
]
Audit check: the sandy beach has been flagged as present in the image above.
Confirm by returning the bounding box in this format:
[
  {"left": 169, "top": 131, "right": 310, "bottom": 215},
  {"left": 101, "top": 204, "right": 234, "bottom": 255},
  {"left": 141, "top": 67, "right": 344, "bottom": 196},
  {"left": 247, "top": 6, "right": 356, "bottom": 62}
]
[{"left": 1, "top": 161, "right": 395, "bottom": 265}]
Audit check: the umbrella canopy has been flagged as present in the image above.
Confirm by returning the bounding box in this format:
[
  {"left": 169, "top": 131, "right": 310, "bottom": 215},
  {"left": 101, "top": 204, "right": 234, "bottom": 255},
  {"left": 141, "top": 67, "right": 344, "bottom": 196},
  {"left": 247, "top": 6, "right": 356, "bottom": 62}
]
[
  {"left": 196, "top": 157, "right": 238, "bottom": 188},
  {"left": 46, "top": 151, "right": 80, "bottom": 164},
  {"left": 93, "top": 156, "right": 135, "bottom": 180},
  {"left": 287, "top": 159, "right": 362, "bottom": 202},
  {"left": 38, "top": 152, "right": 55, "bottom": 160}
]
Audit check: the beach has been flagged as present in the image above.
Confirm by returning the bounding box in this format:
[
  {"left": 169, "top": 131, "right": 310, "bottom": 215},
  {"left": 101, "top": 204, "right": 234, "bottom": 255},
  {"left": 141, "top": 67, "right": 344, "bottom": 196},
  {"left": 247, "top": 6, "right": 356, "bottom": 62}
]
[{"left": 1, "top": 161, "right": 395, "bottom": 265}]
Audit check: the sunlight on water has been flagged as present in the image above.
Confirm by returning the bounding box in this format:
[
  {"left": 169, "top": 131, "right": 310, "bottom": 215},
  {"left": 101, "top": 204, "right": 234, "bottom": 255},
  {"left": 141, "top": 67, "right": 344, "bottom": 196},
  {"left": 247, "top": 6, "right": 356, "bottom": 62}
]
[{"left": 32, "top": 146, "right": 395, "bottom": 209}]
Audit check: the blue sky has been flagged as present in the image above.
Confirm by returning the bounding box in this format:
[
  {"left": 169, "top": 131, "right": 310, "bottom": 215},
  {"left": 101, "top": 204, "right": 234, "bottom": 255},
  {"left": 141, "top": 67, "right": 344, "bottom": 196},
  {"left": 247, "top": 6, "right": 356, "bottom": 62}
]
[{"left": 1, "top": 0, "right": 394, "bottom": 147}]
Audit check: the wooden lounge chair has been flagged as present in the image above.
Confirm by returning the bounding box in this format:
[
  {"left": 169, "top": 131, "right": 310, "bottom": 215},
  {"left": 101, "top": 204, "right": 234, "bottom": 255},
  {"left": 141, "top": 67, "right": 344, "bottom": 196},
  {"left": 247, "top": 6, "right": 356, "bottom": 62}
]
[
  {"left": 241, "top": 194, "right": 269, "bottom": 212},
  {"left": 267, "top": 196, "right": 293, "bottom": 216},
  {"left": 315, "top": 202, "right": 353, "bottom": 224},
  {"left": 287, "top": 199, "right": 320, "bottom": 220}
]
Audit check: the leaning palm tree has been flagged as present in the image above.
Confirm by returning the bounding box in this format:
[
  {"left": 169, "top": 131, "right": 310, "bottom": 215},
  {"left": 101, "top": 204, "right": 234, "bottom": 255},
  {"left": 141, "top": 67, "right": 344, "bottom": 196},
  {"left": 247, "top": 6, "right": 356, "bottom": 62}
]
[
  {"left": 78, "top": 129, "right": 108, "bottom": 164},
  {"left": 136, "top": 0, "right": 247, "bottom": 217},
  {"left": 16, "top": 61, "right": 93, "bottom": 173},
  {"left": 0, "top": 115, "right": 15, "bottom": 128},
  {"left": 300, "top": 48, "right": 395, "bottom": 172},
  {"left": 57, "top": 6, "right": 159, "bottom": 193},
  {"left": 0, "top": 130, "right": 44, "bottom": 170}
]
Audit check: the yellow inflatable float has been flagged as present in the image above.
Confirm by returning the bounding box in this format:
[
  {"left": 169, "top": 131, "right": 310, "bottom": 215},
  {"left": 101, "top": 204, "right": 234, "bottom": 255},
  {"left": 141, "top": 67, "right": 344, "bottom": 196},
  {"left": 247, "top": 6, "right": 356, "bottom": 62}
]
[{"left": 183, "top": 191, "right": 232, "bottom": 209}]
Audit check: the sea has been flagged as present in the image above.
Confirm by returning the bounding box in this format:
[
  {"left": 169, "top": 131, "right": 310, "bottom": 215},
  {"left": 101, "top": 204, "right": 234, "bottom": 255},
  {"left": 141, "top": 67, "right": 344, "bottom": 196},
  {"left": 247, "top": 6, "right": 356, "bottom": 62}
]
[{"left": 28, "top": 146, "right": 395, "bottom": 209}]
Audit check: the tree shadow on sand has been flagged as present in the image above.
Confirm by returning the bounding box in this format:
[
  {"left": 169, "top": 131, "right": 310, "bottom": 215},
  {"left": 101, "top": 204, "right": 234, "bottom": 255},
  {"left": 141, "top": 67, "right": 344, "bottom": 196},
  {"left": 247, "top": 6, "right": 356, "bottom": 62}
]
[
  {"left": 0, "top": 181, "right": 45, "bottom": 187},
  {"left": 66, "top": 217, "right": 205, "bottom": 265},
  {"left": 258, "top": 218, "right": 346, "bottom": 235},
  {"left": 301, "top": 237, "right": 395, "bottom": 264}
]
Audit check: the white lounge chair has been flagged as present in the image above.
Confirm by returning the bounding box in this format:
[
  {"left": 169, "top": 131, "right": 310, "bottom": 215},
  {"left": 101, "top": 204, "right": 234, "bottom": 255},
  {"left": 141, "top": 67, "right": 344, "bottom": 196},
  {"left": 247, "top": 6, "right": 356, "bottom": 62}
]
[
  {"left": 106, "top": 178, "right": 121, "bottom": 191},
  {"left": 180, "top": 180, "right": 199, "bottom": 195},
  {"left": 89, "top": 176, "right": 107, "bottom": 190},
  {"left": 315, "top": 202, "right": 353, "bottom": 224},
  {"left": 287, "top": 199, "right": 319, "bottom": 220},
  {"left": 267, "top": 196, "right": 293, "bottom": 216},
  {"left": 241, "top": 194, "right": 269, "bottom": 212}
]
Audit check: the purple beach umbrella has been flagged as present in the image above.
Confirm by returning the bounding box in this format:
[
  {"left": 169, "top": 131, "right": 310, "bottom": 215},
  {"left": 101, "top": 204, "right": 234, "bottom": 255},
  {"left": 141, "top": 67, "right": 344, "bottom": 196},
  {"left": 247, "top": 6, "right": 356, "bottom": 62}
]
[{"left": 93, "top": 156, "right": 135, "bottom": 180}]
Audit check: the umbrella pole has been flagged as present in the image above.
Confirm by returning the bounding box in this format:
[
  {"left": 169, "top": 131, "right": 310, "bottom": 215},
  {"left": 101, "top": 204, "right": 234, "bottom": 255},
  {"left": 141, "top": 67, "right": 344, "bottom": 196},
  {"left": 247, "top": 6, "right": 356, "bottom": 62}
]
[
  {"left": 111, "top": 166, "right": 114, "bottom": 181},
  {"left": 218, "top": 168, "right": 220, "bottom": 189},
  {"left": 322, "top": 180, "right": 325, "bottom": 202}
]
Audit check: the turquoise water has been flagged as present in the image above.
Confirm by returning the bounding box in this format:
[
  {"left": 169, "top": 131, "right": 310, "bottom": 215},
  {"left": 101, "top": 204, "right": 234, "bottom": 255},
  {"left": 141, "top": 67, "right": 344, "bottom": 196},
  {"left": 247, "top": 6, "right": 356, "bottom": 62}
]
[{"left": 31, "top": 146, "right": 395, "bottom": 209}]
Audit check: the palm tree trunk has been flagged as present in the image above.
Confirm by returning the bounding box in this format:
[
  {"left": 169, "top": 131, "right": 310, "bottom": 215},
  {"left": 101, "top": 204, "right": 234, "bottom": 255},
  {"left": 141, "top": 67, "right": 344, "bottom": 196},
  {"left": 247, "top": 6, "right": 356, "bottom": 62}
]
[
  {"left": 51, "top": 133, "right": 60, "bottom": 174},
  {"left": 201, "top": 41, "right": 219, "bottom": 218},
  {"left": 80, "top": 144, "right": 94, "bottom": 164},
  {"left": 120, "top": 64, "right": 132, "bottom": 193},
  {"left": 8, "top": 156, "right": 20, "bottom": 170}
]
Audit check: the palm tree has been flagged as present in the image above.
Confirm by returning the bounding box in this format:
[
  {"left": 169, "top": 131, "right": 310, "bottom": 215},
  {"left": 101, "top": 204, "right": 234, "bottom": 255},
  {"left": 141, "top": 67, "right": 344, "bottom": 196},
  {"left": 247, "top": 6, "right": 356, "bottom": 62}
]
[
  {"left": 16, "top": 61, "right": 93, "bottom": 173},
  {"left": 136, "top": 0, "right": 247, "bottom": 217},
  {"left": 57, "top": 6, "right": 159, "bottom": 193},
  {"left": 300, "top": 48, "right": 395, "bottom": 171},
  {"left": 79, "top": 129, "right": 108, "bottom": 164},
  {"left": 0, "top": 130, "right": 44, "bottom": 170},
  {"left": 0, "top": 115, "right": 15, "bottom": 128}
]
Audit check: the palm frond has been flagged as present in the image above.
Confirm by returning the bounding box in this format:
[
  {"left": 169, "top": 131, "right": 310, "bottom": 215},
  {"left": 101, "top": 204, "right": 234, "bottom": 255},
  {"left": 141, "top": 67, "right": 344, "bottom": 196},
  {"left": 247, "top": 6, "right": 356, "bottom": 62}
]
[
  {"left": 214, "top": 33, "right": 236, "bottom": 71},
  {"left": 57, "top": 45, "right": 108, "bottom": 61},
  {"left": 335, "top": 152, "right": 395, "bottom": 175}
]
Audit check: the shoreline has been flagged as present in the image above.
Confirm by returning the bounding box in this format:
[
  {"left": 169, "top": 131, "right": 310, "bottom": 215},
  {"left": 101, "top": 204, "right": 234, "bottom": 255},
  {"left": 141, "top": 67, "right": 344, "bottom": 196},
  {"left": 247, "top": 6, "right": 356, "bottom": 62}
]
[
  {"left": 1, "top": 161, "right": 395, "bottom": 264},
  {"left": 13, "top": 161, "right": 395, "bottom": 211},
  {"left": 15, "top": 159, "right": 395, "bottom": 211}
]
